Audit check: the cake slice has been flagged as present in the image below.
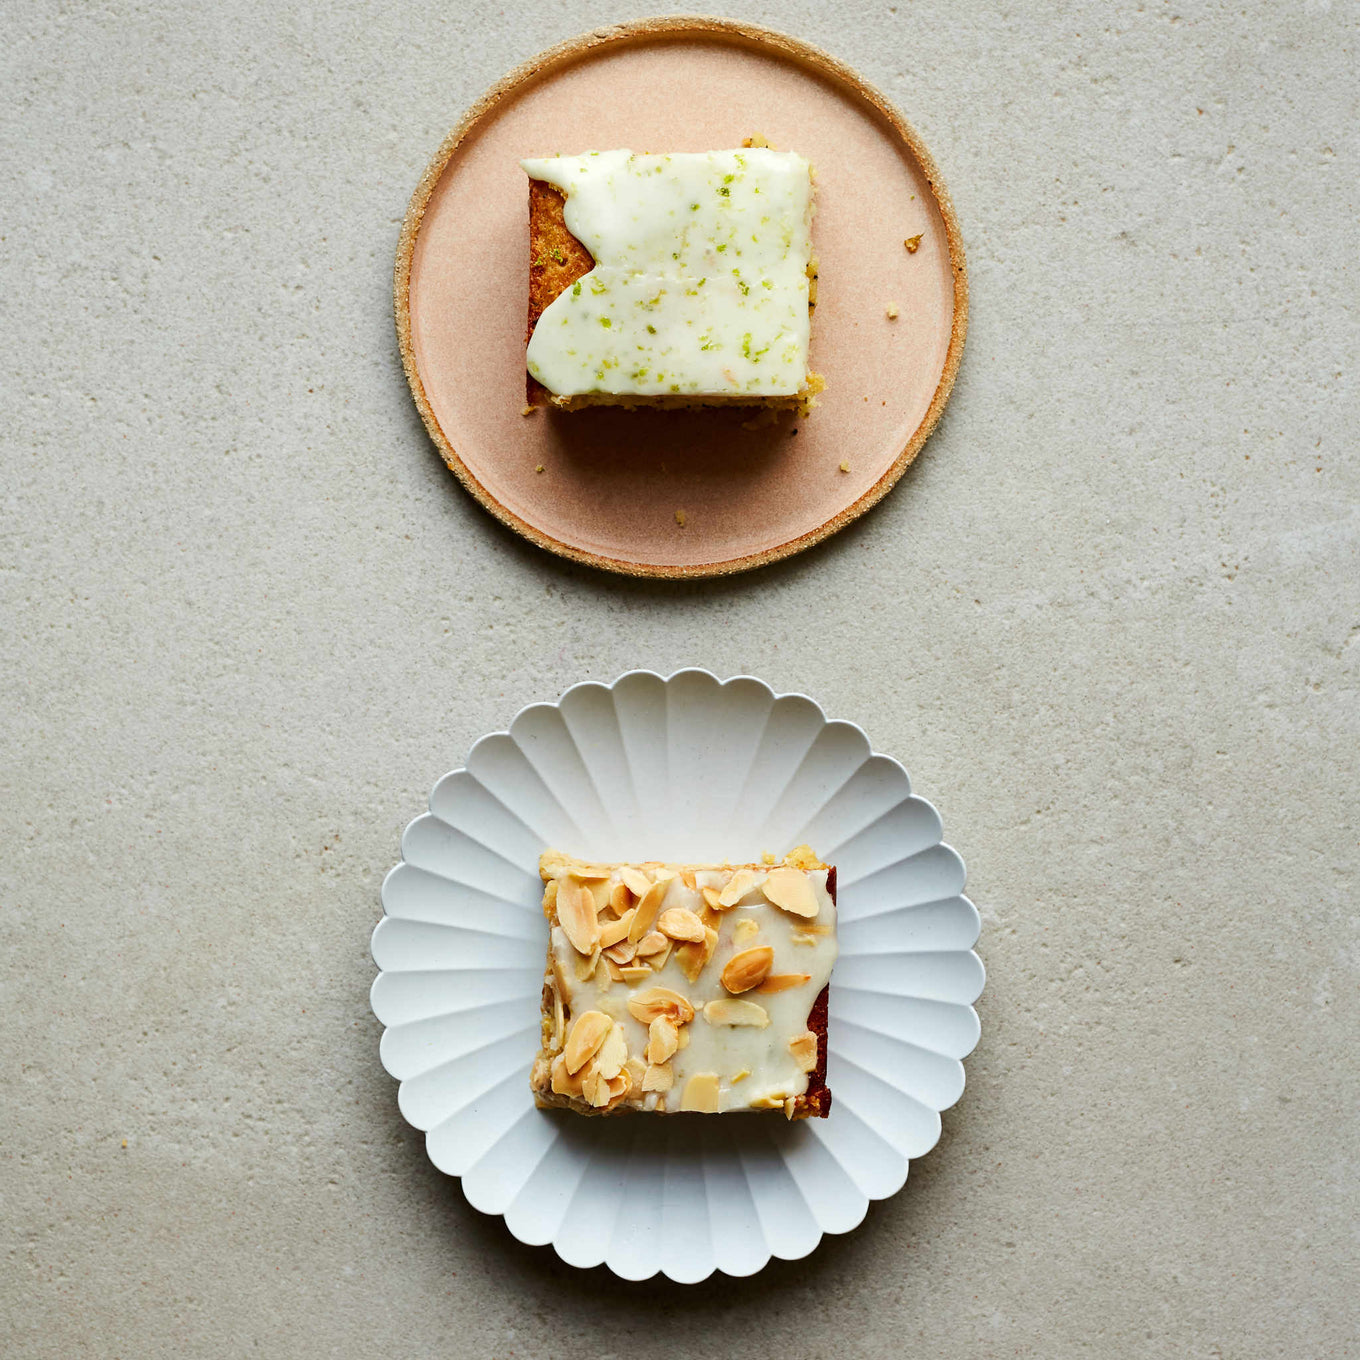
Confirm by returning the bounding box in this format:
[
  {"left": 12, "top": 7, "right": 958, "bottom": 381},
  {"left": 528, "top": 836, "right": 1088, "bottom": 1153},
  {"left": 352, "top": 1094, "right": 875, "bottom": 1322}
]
[
  {"left": 522, "top": 148, "right": 820, "bottom": 410},
  {"left": 530, "top": 847, "right": 836, "bottom": 1118}
]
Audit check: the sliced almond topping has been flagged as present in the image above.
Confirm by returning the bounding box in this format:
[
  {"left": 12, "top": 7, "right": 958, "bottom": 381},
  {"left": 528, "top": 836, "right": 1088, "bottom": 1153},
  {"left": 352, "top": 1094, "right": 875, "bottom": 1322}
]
[
  {"left": 626, "top": 986, "right": 696, "bottom": 1026},
  {"left": 658, "top": 908, "right": 706, "bottom": 942},
  {"left": 653, "top": 867, "right": 678, "bottom": 884},
  {"left": 646, "top": 1015, "right": 679, "bottom": 1065},
  {"left": 593, "top": 1022, "right": 628, "bottom": 1081},
  {"left": 676, "top": 1025, "right": 690, "bottom": 1050},
  {"left": 680, "top": 1072, "right": 721, "bottom": 1112},
  {"left": 582, "top": 1067, "right": 612, "bottom": 1108},
  {"left": 647, "top": 942, "right": 672, "bottom": 972},
  {"left": 589, "top": 878, "right": 614, "bottom": 913},
  {"left": 730, "top": 1068, "right": 751, "bottom": 1084},
  {"left": 641, "top": 1061, "right": 674, "bottom": 1092},
  {"left": 720, "top": 945, "right": 774, "bottom": 994},
  {"left": 618, "top": 965, "right": 653, "bottom": 984},
  {"left": 675, "top": 925, "right": 719, "bottom": 984},
  {"left": 573, "top": 946, "right": 601, "bottom": 981},
  {"left": 703, "top": 998, "right": 771, "bottom": 1028},
  {"left": 542, "top": 878, "right": 559, "bottom": 913},
  {"left": 750, "top": 1093, "right": 786, "bottom": 1109},
  {"left": 619, "top": 866, "right": 652, "bottom": 898},
  {"left": 564, "top": 1010, "right": 611, "bottom": 1074},
  {"left": 756, "top": 972, "right": 812, "bottom": 994},
  {"left": 624, "top": 1056, "right": 646, "bottom": 1089},
  {"left": 680, "top": 868, "right": 698, "bottom": 890},
  {"left": 791, "top": 931, "right": 817, "bottom": 946},
  {"left": 605, "top": 959, "right": 624, "bottom": 983},
  {"left": 634, "top": 931, "right": 669, "bottom": 957},
  {"left": 761, "top": 868, "right": 820, "bottom": 918},
  {"left": 717, "top": 869, "right": 759, "bottom": 908},
  {"left": 603, "top": 938, "right": 637, "bottom": 964},
  {"left": 550, "top": 1052, "right": 585, "bottom": 1097},
  {"left": 784, "top": 1096, "right": 798, "bottom": 1120},
  {"left": 789, "top": 1031, "right": 818, "bottom": 1072},
  {"left": 599, "top": 909, "right": 636, "bottom": 947},
  {"left": 628, "top": 879, "right": 670, "bottom": 943},
  {"left": 606, "top": 882, "right": 632, "bottom": 917},
  {"left": 701, "top": 886, "right": 723, "bottom": 912},
  {"left": 558, "top": 880, "right": 601, "bottom": 954},
  {"left": 570, "top": 866, "right": 612, "bottom": 881},
  {"left": 733, "top": 918, "right": 760, "bottom": 946},
  {"left": 595, "top": 956, "right": 614, "bottom": 991}
]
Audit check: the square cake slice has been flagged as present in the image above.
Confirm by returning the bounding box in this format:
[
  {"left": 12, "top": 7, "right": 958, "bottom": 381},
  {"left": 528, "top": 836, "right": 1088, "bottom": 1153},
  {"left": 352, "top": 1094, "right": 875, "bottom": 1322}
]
[
  {"left": 521, "top": 148, "right": 819, "bottom": 410},
  {"left": 530, "top": 847, "right": 836, "bottom": 1118}
]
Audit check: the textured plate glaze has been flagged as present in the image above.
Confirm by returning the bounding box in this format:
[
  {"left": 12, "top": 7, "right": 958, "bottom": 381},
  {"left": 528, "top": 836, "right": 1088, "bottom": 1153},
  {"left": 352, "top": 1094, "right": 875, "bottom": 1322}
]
[
  {"left": 371, "top": 670, "right": 984, "bottom": 1281},
  {"left": 396, "top": 17, "right": 967, "bottom": 577}
]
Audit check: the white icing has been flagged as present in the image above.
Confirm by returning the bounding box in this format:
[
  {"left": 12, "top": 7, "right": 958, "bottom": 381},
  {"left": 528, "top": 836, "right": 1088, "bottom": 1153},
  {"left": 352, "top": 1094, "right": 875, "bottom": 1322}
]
[
  {"left": 520, "top": 149, "right": 814, "bottom": 399},
  {"left": 547, "top": 863, "right": 837, "bottom": 1113}
]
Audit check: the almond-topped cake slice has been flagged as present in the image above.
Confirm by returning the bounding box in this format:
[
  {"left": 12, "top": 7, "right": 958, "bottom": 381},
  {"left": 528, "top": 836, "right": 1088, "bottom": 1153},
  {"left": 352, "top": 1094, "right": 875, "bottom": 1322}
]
[
  {"left": 522, "top": 148, "right": 821, "bottom": 410},
  {"left": 530, "top": 847, "right": 837, "bottom": 1118}
]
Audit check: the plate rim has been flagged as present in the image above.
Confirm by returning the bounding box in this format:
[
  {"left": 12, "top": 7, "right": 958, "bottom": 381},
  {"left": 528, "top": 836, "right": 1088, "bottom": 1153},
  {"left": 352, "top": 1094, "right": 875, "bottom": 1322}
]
[
  {"left": 393, "top": 16, "right": 970, "bottom": 579},
  {"left": 371, "top": 667, "right": 985, "bottom": 1280}
]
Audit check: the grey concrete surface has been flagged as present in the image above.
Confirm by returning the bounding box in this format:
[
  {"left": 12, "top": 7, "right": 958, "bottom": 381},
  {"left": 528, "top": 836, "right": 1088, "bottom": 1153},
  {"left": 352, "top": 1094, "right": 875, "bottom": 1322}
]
[{"left": 3, "top": 1, "right": 1357, "bottom": 1356}]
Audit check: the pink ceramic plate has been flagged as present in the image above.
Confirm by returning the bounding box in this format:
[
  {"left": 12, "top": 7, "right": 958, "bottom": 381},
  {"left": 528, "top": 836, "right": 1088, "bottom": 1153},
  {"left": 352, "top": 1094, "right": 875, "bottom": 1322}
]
[{"left": 396, "top": 18, "right": 967, "bottom": 577}]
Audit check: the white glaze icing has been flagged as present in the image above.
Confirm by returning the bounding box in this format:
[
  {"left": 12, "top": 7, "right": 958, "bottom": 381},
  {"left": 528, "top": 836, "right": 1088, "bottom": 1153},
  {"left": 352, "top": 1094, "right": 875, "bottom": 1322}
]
[
  {"left": 521, "top": 149, "right": 814, "bottom": 398},
  {"left": 544, "top": 861, "right": 837, "bottom": 1113}
]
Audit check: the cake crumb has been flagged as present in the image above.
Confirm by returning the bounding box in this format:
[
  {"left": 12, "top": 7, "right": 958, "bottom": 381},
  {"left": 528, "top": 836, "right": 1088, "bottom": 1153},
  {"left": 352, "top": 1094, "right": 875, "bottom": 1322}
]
[
  {"left": 121, "top": 1139, "right": 127, "bottom": 1148},
  {"left": 675, "top": 509, "right": 687, "bottom": 527},
  {"left": 762, "top": 851, "right": 777, "bottom": 865},
  {"left": 904, "top": 234, "right": 923, "bottom": 254},
  {"left": 535, "top": 464, "right": 545, "bottom": 474},
  {"left": 886, "top": 303, "right": 899, "bottom": 319},
  {"left": 742, "top": 133, "right": 774, "bottom": 149},
  {"left": 839, "top": 460, "right": 851, "bottom": 473},
  {"left": 521, "top": 404, "right": 536, "bottom": 416}
]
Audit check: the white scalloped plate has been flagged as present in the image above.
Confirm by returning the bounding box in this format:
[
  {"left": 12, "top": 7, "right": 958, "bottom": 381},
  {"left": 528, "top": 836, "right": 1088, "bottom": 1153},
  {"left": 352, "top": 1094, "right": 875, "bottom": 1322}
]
[{"left": 371, "top": 670, "right": 984, "bottom": 1281}]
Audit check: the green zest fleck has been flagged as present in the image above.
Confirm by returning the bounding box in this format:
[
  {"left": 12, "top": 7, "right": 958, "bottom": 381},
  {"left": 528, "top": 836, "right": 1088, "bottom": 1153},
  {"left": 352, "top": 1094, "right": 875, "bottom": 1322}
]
[
  {"left": 599, "top": 316, "right": 612, "bottom": 328},
  {"left": 717, "top": 243, "right": 728, "bottom": 253},
  {"left": 646, "top": 324, "right": 657, "bottom": 334},
  {"left": 550, "top": 247, "right": 565, "bottom": 264},
  {"left": 690, "top": 202, "right": 700, "bottom": 212},
  {"left": 571, "top": 280, "right": 582, "bottom": 296},
  {"left": 718, "top": 186, "right": 730, "bottom": 196}
]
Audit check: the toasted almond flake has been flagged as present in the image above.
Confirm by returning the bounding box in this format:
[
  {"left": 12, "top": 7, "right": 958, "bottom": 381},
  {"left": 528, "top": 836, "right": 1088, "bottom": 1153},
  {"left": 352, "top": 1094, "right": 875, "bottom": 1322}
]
[
  {"left": 680, "top": 868, "right": 698, "bottom": 890},
  {"left": 733, "top": 918, "right": 760, "bottom": 946},
  {"left": 607, "top": 882, "right": 632, "bottom": 917},
  {"left": 756, "top": 972, "right": 812, "bottom": 994},
  {"left": 619, "top": 866, "right": 652, "bottom": 897},
  {"left": 557, "top": 880, "right": 601, "bottom": 954},
  {"left": 676, "top": 1026, "right": 690, "bottom": 1050},
  {"left": 647, "top": 942, "right": 672, "bottom": 971},
  {"left": 675, "top": 925, "right": 718, "bottom": 984},
  {"left": 603, "top": 938, "right": 638, "bottom": 964},
  {"left": 761, "top": 852, "right": 777, "bottom": 865},
  {"left": 550, "top": 1052, "right": 585, "bottom": 1096},
  {"left": 653, "top": 867, "right": 678, "bottom": 883},
  {"left": 618, "top": 965, "right": 653, "bottom": 983},
  {"left": 731, "top": 1068, "right": 751, "bottom": 1083},
  {"left": 646, "top": 1015, "right": 679, "bottom": 1065},
  {"left": 570, "top": 866, "right": 612, "bottom": 881},
  {"left": 599, "top": 910, "right": 636, "bottom": 948},
  {"left": 573, "top": 947, "right": 601, "bottom": 981},
  {"left": 680, "top": 1073, "right": 720, "bottom": 1112},
  {"left": 626, "top": 986, "right": 695, "bottom": 1026},
  {"left": 564, "top": 1011, "right": 611, "bottom": 1074},
  {"left": 703, "top": 998, "right": 771, "bottom": 1028},
  {"left": 789, "top": 1031, "right": 818, "bottom": 1072},
  {"left": 624, "top": 1056, "right": 646, "bottom": 1089},
  {"left": 542, "top": 878, "right": 559, "bottom": 912},
  {"left": 641, "top": 1061, "right": 674, "bottom": 1092},
  {"left": 701, "top": 886, "right": 723, "bottom": 911},
  {"left": 582, "top": 1067, "right": 612, "bottom": 1108},
  {"left": 750, "top": 1093, "right": 786, "bottom": 1109},
  {"left": 605, "top": 959, "right": 624, "bottom": 983},
  {"left": 791, "top": 931, "right": 817, "bottom": 946},
  {"left": 717, "top": 869, "right": 759, "bottom": 908},
  {"left": 594, "top": 1023, "right": 628, "bottom": 1081},
  {"left": 785, "top": 1097, "right": 798, "bottom": 1120},
  {"left": 658, "top": 908, "right": 706, "bottom": 942},
  {"left": 588, "top": 878, "right": 612, "bottom": 913},
  {"left": 634, "top": 931, "right": 669, "bottom": 957},
  {"left": 720, "top": 946, "right": 774, "bottom": 994},
  {"left": 595, "top": 956, "right": 614, "bottom": 991},
  {"left": 761, "top": 868, "right": 820, "bottom": 918},
  {"left": 628, "top": 879, "right": 670, "bottom": 942}
]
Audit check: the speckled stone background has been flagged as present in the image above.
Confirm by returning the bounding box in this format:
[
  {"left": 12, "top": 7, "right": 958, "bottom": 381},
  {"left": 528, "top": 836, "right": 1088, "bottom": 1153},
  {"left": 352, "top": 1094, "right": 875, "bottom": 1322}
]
[{"left": 3, "top": 2, "right": 1356, "bottom": 1356}]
